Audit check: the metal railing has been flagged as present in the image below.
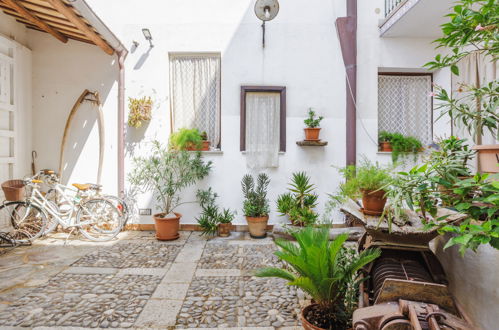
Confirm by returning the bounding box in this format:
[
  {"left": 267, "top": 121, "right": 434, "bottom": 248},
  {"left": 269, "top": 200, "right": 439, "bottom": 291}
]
[{"left": 385, "top": 0, "right": 405, "bottom": 17}]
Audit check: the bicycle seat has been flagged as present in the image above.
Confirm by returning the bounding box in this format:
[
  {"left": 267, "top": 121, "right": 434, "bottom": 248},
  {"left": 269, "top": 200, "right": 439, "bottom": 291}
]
[{"left": 72, "top": 183, "right": 91, "bottom": 191}]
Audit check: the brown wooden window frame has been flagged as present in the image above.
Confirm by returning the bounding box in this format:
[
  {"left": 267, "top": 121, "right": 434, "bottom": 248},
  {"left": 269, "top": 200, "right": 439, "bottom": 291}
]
[{"left": 240, "top": 86, "right": 286, "bottom": 152}]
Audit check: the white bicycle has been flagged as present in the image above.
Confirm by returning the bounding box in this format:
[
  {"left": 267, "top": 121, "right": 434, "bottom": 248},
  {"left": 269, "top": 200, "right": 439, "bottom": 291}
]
[{"left": 0, "top": 175, "right": 123, "bottom": 243}]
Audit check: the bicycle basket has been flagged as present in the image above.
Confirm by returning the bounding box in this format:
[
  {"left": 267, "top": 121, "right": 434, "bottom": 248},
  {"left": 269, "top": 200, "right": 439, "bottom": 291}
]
[{"left": 1, "top": 180, "right": 25, "bottom": 201}]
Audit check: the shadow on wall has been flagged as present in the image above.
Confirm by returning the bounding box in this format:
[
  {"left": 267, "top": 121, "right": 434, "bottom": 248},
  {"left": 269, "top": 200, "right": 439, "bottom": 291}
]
[{"left": 31, "top": 31, "right": 118, "bottom": 188}]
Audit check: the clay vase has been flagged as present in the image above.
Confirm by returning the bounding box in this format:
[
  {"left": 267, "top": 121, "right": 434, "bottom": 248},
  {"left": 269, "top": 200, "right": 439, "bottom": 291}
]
[
  {"left": 153, "top": 212, "right": 180, "bottom": 241},
  {"left": 300, "top": 304, "right": 328, "bottom": 330},
  {"left": 245, "top": 215, "right": 269, "bottom": 238},
  {"left": 379, "top": 141, "right": 392, "bottom": 152},
  {"left": 218, "top": 223, "right": 232, "bottom": 237},
  {"left": 361, "top": 189, "right": 387, "bottom": 216},
  {"left": 304, "top": 128, "right": 321, "bottom": 141}
]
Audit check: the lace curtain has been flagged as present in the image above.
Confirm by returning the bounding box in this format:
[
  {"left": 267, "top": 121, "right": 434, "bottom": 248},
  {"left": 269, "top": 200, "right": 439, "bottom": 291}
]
[
  {"left": 378, "top": 75, "right": 432, "bottom": 145},
  {"left": 169, "top": 54, "right": 221, "bottom": 147},
  {"left": 245, "top": 92, "right": 280, "bottom": 169},
  {"left": 452, "top": 52, "right": 497, "bottom": 144}
]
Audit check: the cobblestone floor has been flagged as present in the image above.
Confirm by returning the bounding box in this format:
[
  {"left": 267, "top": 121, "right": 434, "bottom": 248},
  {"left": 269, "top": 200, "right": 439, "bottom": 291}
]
[{"left": 0, "top": 231, "right": 305, "bottom": 329}]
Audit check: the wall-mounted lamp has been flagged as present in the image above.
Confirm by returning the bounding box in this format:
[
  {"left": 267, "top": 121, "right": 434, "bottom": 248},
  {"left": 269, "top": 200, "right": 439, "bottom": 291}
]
[
  {"left": 254, "top": 0, "right": 279, "bottom": 48},
  {"left": 142, "top": 28, "right": 154, "bottom": 48}
]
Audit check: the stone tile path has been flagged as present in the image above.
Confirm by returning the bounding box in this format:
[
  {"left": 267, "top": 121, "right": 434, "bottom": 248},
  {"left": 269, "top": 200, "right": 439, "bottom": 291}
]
[{"left": 0, "top": 231, "right": 305, "bottom": 329}]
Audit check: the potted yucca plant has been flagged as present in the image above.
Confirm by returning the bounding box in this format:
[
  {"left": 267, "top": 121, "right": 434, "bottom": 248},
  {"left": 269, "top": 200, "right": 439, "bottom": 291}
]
[
  {"left": 241, "top": 173, "right": 271, "bottom": 238},
  {"left": 255, "top": 227, "right": 381, "bottom": 330},
  {"left": 196, "top": 188, "right": 235, "bottom": 237}
]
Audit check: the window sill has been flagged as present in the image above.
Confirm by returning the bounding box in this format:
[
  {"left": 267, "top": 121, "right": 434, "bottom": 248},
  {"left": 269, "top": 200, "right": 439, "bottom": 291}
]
[
  {"left": 201, "top": 150, "right": 223, "bottom": 155},
  {"left": 241, "top": 151, "right": 286, "bottom": 155},
  {"left": 377, "top": 151, "right": 392, "bottom": 155}
]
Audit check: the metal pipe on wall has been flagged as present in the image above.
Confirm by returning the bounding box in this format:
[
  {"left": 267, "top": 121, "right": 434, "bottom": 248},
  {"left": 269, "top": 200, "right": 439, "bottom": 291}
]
[{"left": 117, "top": 49, "right": 128, "bottom": 198}]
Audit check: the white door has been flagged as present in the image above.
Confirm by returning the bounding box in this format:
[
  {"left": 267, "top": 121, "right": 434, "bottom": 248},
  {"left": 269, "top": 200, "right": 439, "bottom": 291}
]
[{"left": 0, "top": 36, "right": 15, "bottom": 188}]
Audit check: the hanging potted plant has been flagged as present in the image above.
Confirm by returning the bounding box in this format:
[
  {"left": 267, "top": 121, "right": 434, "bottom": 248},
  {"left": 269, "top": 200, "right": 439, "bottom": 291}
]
[
  {"left": 256, "top": 227, "right": 381, "bottom": 330},
  {"left": 129, "top": 141, "right": 212, "bottom": 240},
  {"left": 196, "top": 188, "right": 235, "bottom": 237},
  {"left": 425, "top": 0, "right": 498, "bottom": 173},
  {"left": 127, "top": 96, "right": 153, "bottom": 128},
  {"left": 303, "top": 108, "right": 324, "bottom": 141},
  {"left": 389, "top": 133, "right": 423, "bottom": 163},
  {"left": 378, "top": 131, "right": 393, "bottom": 152},
  {"left": 276, "top": 172, "right": 319, "bottom": 226},
  {"left": 241, "top": 173, "right": 270, "bottom": 238},
  {"left": 170, "top": 128, "right": 211, "bottom": 151}
]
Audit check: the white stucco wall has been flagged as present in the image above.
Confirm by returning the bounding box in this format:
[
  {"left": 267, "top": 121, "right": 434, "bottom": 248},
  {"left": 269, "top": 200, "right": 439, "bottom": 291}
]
[{"left": 85, "top": 0, "right": 349, "bottom": 225}]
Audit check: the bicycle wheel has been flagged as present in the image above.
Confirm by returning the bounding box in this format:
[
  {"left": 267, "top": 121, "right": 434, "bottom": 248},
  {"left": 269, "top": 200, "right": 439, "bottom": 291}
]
[
  {"left": 76, "top": 198, "right": 122, "bottom": 241},
  {"left": 102, "top": 195, "right": 130, "bottom": 228},
  {"left": 0, "top": 201, "right": 47, "bottom": 243}
]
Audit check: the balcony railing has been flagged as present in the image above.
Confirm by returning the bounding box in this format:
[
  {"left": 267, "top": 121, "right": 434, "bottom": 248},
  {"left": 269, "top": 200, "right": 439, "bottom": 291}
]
[{"left": 385, "top": 0, "right": 406, "bottom": 17}]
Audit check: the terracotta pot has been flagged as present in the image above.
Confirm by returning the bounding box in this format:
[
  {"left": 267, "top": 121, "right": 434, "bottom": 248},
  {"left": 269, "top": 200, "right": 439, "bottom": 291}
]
[
  {"left": 473, "top": 144, "right": 499, "bottom": 173},
  {"left": 153, "top": 212, "right": 181, "bottom": 241},
  {"left": 245, "top": 215, "right": 269, "bottom": 238},
  {"left": 300, "top": 304, "right": 327, "bottom": 330},
  {"left": 361, "top": 189, "right": 387, "bottom": 215},
  {"left": 379, "top": 141, "right": 392, "bottom": 152},
  {"left": 185, "top": 141, "right": 210, "bottom": 151},
  {"left": 218, "top": 223, "right": 232, "bottom": 237},
  {"left": 304, "top": 128, "right": 321, "bottom": 141}
]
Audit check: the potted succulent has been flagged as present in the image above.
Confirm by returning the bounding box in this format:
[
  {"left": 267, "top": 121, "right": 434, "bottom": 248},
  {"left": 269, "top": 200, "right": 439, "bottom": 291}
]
[
  {"left": 276, "top": 172, "right": 319, "bottom": 226},
  {"left": 129, "top": 141, "right": 212, "bottom": 240},
  {"left": 196, "top": 188, "right": 235, "bottom": 237},
  {"left": 127, "top": 96, "right": 153, "bottom": 128},
  {"left": 241, "top": 173, "right": 271, "bottom": 238},
  {"left": 255, "top": 227, "right": 381, "bottom": 330},
  {"left": 334, "top": 159, "right": 392, "bottom": 216},
  {"left": 378, "top": 130, "right": 393, "bottom": 152},
  {"left": 425, "top": 0, "right": 498, "bottom": 173},
  {"left": 170, "top": 128, "right": 210, "bottom": 151},
  {"left": 304, "top": 108, "right": 324, "bottom": 141}
]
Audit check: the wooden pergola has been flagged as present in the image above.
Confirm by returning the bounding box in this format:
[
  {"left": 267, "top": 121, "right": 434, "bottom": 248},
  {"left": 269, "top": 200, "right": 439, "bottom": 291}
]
[{"left": 0, "top": 0, "right": 114, "bottom": 54}]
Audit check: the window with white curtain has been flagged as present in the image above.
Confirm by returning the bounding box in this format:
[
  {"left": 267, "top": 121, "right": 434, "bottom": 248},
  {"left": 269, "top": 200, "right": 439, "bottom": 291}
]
[
  {"left": 169, "top": 53, "right": 221, "bottom": 148},
  {"left": 378, "top": 74, "right": 433, "bottom": 144},
  {"left": 241, "top": 86, "right": 286, "bottom": 169}
]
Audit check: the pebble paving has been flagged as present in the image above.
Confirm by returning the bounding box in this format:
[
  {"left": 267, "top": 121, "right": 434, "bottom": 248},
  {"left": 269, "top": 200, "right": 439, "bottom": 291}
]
[{"left": 0, "top": 232, "right": 304, "bottom": 329}]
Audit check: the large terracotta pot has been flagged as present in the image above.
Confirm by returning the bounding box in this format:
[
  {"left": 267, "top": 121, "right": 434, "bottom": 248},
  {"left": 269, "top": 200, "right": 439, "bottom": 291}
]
[
  {"left": 153, "top": 212, "right": 181, "bottom": 241},
  {"left": 245, "top": 215, "right": 269, "bottom": 238},
  {"left": 218, "top": 223, "right": 232, "bottom": 237},
  {"left": 473, "top": 144, "right": 499, "bottom": 173},
  {"left": 300, "top": 304, "right": 327, "bottom": 330},
  {"left": 361, "top": 189, "right": 387, "bottom": 216},
  {"left": 304, "top": 128, "right": 321, "bottom": 141},
  {"left": 185, "top": 141, "right": 210, "bottom": 151},
  {"left": 379, "top": 141, "right": 392, "bottom": 152}
]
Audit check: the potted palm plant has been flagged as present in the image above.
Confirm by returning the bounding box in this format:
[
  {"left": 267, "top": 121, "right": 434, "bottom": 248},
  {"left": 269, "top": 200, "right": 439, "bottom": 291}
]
[
  {"left": 255, "top": 227, "right": 381, "bottom": 330},
  {"left": 304, "top": 108, "right": 324, "bottom": 141},
  {"left": 129, "top": 141, "right": 212, "bottom": 240},
  {"left": 276, "top": 172, "right": 319, "bottom": 226},
  {"left": 241, "top": 173, "right": 271, "bottom": 238},
  {"left": 196, "top": 188, "right": 235, "bottom": 237}
]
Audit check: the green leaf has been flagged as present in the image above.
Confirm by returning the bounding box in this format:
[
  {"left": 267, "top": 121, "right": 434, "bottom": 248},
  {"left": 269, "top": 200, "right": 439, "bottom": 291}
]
[{"left": 451, "top": 64, "right": 460, "bottom": 76}]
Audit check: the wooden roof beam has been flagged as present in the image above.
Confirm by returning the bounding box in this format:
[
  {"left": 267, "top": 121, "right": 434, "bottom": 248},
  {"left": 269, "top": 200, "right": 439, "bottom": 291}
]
[
  {"left": 46, "top": 0, "right": 114, "bottom": 55},
  {"left": 2, "top": 0, "right": 67, "bottom": 43}
]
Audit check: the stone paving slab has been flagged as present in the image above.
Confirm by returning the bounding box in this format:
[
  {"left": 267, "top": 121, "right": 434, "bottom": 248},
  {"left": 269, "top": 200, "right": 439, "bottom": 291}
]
[{"left": 0, "top": 231, "right": 305, "bottom": 329}]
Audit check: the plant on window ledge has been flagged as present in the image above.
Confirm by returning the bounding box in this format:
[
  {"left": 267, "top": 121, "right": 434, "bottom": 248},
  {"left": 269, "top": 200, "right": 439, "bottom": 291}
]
[
  {"left": 196, "top": 188, "right": 235, "bottom": 237},
  {"left": 304, "top": 108, "right": 324, "bottom": 141},
  {"left": 378, "top": 130, "right": 393, "bottom": 152},
  {"left": 169, "top": 128, "right": 210, "bottom": 151},
  {"left": 127, "top": 96, "right": 153, "bottom": 128},
  {"left": 276, "top": 172, "right": 319, "bottom": 227},
  {"left": 378, "top": 132, "right": 423, "bottom": 163}
]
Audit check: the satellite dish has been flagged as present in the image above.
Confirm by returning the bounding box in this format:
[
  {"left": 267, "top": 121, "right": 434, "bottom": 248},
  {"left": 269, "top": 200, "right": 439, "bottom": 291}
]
[{"left": 254, "top": 0, "right": 279, "bottom": 22}]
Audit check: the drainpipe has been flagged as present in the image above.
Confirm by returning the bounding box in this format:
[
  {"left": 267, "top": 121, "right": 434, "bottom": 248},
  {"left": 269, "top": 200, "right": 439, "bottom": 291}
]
[
  {"left": 117, "top": 49, "right": 128, "bottom": 198},
  {"left": 336, "top": 0, "right": 357, "bottom": 166}
]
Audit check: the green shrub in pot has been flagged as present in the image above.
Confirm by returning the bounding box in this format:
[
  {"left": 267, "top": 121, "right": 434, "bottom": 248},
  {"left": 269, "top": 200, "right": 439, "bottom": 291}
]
[
  {"left": 255, "top": 227, "right": 381, "bottom": 329},
  {"left": 241, "top": 173, "right": 271, "bottom": 238},
  {"left": 196, "top": 188, "right": 235, "bottom": 237},
  {"left": 169, "top": 128, "right": 203, "bottom": 151},
  {"left": 129, "top": 141, "right": 212, "bottom": 240}
]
